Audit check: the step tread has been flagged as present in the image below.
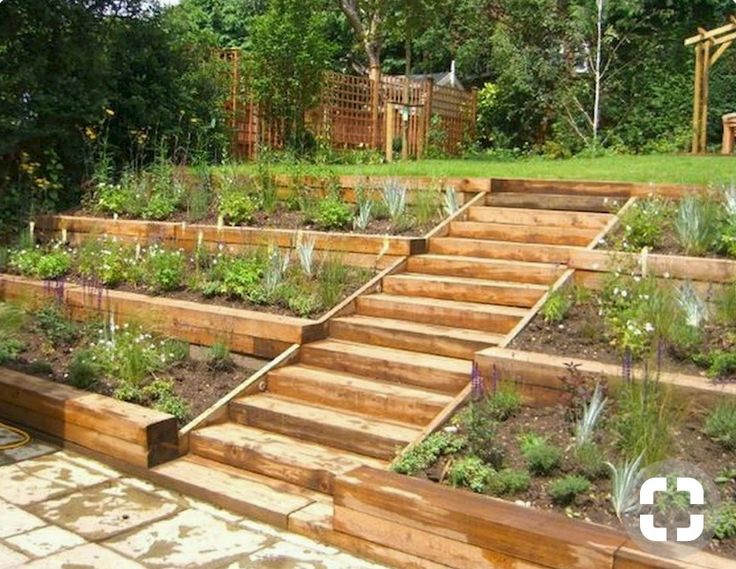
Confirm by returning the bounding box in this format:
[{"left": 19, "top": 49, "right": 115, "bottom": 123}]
[
  {"left": 386, "top": 272, "right": 549, "bottom": 290},
  {"left": 302, "top": 339, "right": 471, "bottom": 375},
  {"left": 358, "top": 293, "right": 529, "bottom": 317},
  {"left": 467, "top": 206, "right": 612, "bottom": 228},
  {"left": 333, "top": 314, "right": 505, "bottom": 345},
  {"left": 233, "top": 394, "right": 421, "bottom": 444},
  {"left": 192, "top": 422, "right": 386, "bottom": 475},
  {"left": 269, "top": 364, "right": 453, "bottom": 405},
  {"left": 451, "top": 220, "right": 598, "bottom": 237},
  {"left": 411, "top": 253, "right": 561, "bottom": 271},
  {"left": 152, "top": 455, "right": 316, "bottom": 528}
]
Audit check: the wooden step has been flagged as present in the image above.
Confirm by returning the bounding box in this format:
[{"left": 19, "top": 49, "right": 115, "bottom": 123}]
[
  {"left": 449, "top": 221, "right": 598, "bottom": 246},
  {"left": 330, "top": 314, "right": 504, "bottom": 360},
  {"left": 407, "top": 254, "right": 561, "bottom": 285},
  {"left": 429, "top": 237, "right": 574, "bottom": 264},
  {"left": 230, "top": 394, "right": 420, "bottom": 460},
  {"left": 300, "top": 340, "right": 470, "bottom": 394},
  {"left": 467, "top": 206, "right": 612, "bottom": 229},
  {"left": 267, "top": 364, "right": 451, "bottom": 425},
  {"left": 150, "top": 454, "right": 318, "bottom": 528},
  {"left": 487, "top": 192, "right": 621, "bottom": 213},
  {"left": 190, "top": 423, "right": 385, "bottom": 495},
  {"left": 383, "top": 273, "right": 546, "bottom": 308},
  {"left": 356, "top": 293, "right": 525, "bottom": 333}
]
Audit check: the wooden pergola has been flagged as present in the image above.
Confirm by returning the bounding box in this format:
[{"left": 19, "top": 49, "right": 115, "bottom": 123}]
[{"left": 686, "top": 16, "right": 736, "bottom": 154}]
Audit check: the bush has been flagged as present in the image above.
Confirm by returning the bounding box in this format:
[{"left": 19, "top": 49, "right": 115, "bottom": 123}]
[
  {"left": 0, "top": 336, "right": 23, "bottom": 364},
  {"left": 711, "top": 503, "right": 736, "bottom": 540},
  {"left": 693, "top": 350, "right": 736, "bottom": 379},
  {"left": 77, "top": 238, "right": 134, "bottom": 286},
  {"left": 574, "top": 442, "right": 607, "bottom": 479},
  {"left": 68, "top": 350, "right": 99, "bottom": 390},
  {"left": 703, "top": 401, "right": 736, "bottom": 450},
  {"left": 453, "top": 402, "right": 505, "bottom": 468},
  {"left": 9, "top": 247, "right": 71, "bottom": 280},
  {"left": 549, "top": 475, "right": 591, "bottom": 505},
  {"left": 208, "top": 342, "right": 234, "bottom": 372},
  {"left": 315, "top": 197, "right": 352, "bottom": 230},
  {"left": 616, "top": 198, "right": 672, "bottom": 251},
  {"left": 674, "top": 194, "right": 720, "bottom": 256},
  {"left": 219, "top": 191, "right": 256, "bottom": 226},
  {"left": 392, "top": 431, "right": 466, "bottom": 476},
  {"left": 448, "top": 455, "right": 494, "bottom": 493},
  {"left": 33, "top": 304, "right": 79, "bottom": 346},
  {"left": 141, "top": 246, "right": 186, "bottom": 292},
  {"left": 487, "top": 469, "right": 530, "bottom": 496},
  {"left": 318, "top": 256, "right": 349, "bottom": 309},
  {"left": 484, "top": 384, "right": 522, "bottom": 421},
  {"left": 202, "top": 255, "right": 264, "bottom": 300},
  {"left": 541, "top": 287, "right": 574, "bottom": 323},
  {"left": 520, "top": 434, "right": 561, "bottom": 475}
]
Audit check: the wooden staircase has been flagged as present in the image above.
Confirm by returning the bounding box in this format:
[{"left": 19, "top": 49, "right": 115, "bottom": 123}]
[{"left": 151, "top": 190, "right": 619, "bottom": 544}]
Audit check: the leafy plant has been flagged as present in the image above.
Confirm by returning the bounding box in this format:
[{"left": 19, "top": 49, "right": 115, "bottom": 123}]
[
  {"left": 541, "top": 287, "right": 575, "bottom": 323},
  {"left": 676, "top": 282, "right": 708, "bottom": 328},
  {"left": 142, "top": 246, "right": 186, "bottom": 292},
  {"left": 0, "top": 336, "right": 23, "bottom": 364},
  {"left": 694, "top": 350, "right": 736, "bottom": 379},
  {"left": 262, "top": 246, "right": 290, "bottom": 299},
  {"left": 448, "top": 455, "right": 494, "bottom": 493},
  {"left": 607, "top": 454, "right": 644, "bottom": 520},
  {"left": 77, "top": 238, "right": 133, "bottom": 286},
  {"left": 68, "top": 350, "right": 100, "bottom": 390},
  {"left": 392, "top": 431, "right": 466, "bottom": 475},
  {"left": 296, "top": 235, "right": 316, "bottom": 278},
  {"left": 575, "top": 382, "right": 606, "bottom": 447},
  {"left": 202, "top": 255, "right": 264, "bottom": 300},
  {"left": 208, "top": 341, "right": 234, "bottom": 372},
  {"left": 549, "top": 475, "right": 591, "bottom": 505},
  {"left": 485, "top": 383, "right": 522, "bottom": 421},
  {"left": 574, "top": 442, "right": 607, "bottom": 479},
  {"left": 519, "top": 434, "right": 561, "bottom": 475},
  {"left": 9, "top": 246, "right": 71, "bottom": 280},
  {"left": 219, "top": 190, "right": 256, "bottom": 226},
  {"left": 715, "top": 283, "right": 736, "bottom": 325},
  {"left": 674, "top": 194, "right": 720, "bottom": 256},
  {"left": 353, "top": 199, "right": 373, "bottom": 231},
  {"left": 453, "top": 401, "right": 505, "bottom": 468},
  {"left": 703, "top": 401, "right": 736, "bottom": 450},
  {"left": 318, "top": 256, "right": 348, "bottom": 309},
  {"left": 33, "top": 304, "right": 79, "bottom": 346},
  {"left": 711, "top": 503, "right": 736, "bottom": 540},
  {"left": 413, "top": 188, "right": 439, "bottom": 225},
  {"left": 443, "top": 187, "right": 460, "bottom": 216},
  {"left": 487, "top": 469, "right": 530, "bottom": 496},
  {"left": 316, "top": 197, "right": 352, "bottom": 230},
  {"left": 616, "top": 198, "right": 671, "bottom": 251},
  {"left": 382, "top": 180, "right": 407, "bottom": 226}
]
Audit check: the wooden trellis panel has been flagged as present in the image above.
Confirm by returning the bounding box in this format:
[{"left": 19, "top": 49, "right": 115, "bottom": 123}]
[{"left": 431, "top": 84, "right": 476, "bottom": 155}]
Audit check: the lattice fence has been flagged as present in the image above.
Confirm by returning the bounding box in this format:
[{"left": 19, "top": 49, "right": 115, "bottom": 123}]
[{"left": 223, "top": 50, "right": 477, "bottom": 160}]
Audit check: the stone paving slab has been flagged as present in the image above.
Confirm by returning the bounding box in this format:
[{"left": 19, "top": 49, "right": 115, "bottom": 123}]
[{"left": 0, "top": 424, "right": 390, "bottom": 569}]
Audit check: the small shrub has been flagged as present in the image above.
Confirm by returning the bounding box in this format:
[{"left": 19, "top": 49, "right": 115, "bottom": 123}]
[
  {"left": 541, "top": 287, "right": 574, "bottom": 323},
  {"left": 296, "top": 235, "right": 316, "bottom": 278},
  {"left": 316, "top": 197, "right": 352, "bottom": 230},
  {"left": 711, "top": 503, "right": 736, "bottom": 540},
  {"left": 574, "top": 442, "right": 607, "bottom": 479},
  {"left": 287, "top": 292, "right": 321, "bottom": 317},
  {"left": 448, "top": 455, "right": 494, "bottom": 493},
  {"left": 68, "top": 350, "right": 99, "bottom": 389},
  {"left": 520, "top": 434, "right": 561, "bottom": 475},
  {"left": 453, "top": 401, "right": 505, "bottom": 468},
  {"left": 693, "top": 350, "right": 736, "bottom": 379},
  {"left": 353, "top": 200, "right": 372, "bottom": 231},
  {"left": 318, "top": 256, "right": 348, "bottom": 309},
  {"left": 485, "top": 384, "right": 522, "bottom": 421},
  {"left": 0, "top": 303, "right": 26, "bottom": 334},
  {"left": 219, "top": 191, "right": 256, "bottom": 226},
  {"left": 674, "top": 194, "right": 720, "bottom": 256},
  {"left": 202, "top": 255, "right": 264, "bottom": 300},
  {"left": 0, "top": 336, "right": 23, "bottom": 364},
  {"left": 413, "top": 188, "right": 439, "bottom": 225},
  {"left": 487, "top": 469, "right": 530, "bottom": 496},
  {"left": 703, "top": 401, "right": 736, "bottom": 450},
  {"left": 146, "top": 379, "right": 189, "bottom": 420},
  {"left": 208, "top": 341, "right": 234, "bottom": 372},
  {"left": 575, "top": 382, "right": 606, "bottom": 447},
  {"left": 616, "top": 198, "right": 672, "bottom": 251},
  {"left": 33, "top": 304, "right": 79, "bottom": 346},
  {"left": 141, "top": 246, "right": 186, "bottom": 292},
  {"left": 549, "top": 475, "right": 591, "bottom": 505},
  {"left": 77, "top": 238, "right": 133, "bottom": 286},
  {"left": 27, "top": 360, "right": 53, "bottom": 376},
  {"left": 392, "top": 431, "right": 466, "bottom": 475},
  {"left": 9, "top": 247, "right": 71, "bottom": 280},
  {"left": 141, "top": 186, "right": 181, "bottom": 220},
  {"left": 714, "top": 283, "right": 736, "bottom": 325},
  {"left": 607, "top": 454, "right": 644, "bottom": 520},
  {"left": 382, "top": 180, "right": 407, "bottom": 226}
]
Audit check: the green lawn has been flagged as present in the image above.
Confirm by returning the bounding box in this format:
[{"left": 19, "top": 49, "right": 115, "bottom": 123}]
[{"left": 230, "top": 154, "right": 736, "bottom": 186}]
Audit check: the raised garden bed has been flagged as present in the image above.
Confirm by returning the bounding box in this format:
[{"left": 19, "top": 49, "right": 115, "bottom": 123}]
[{"left": 0, "top": 300, "right": 261, "bottom": 427}]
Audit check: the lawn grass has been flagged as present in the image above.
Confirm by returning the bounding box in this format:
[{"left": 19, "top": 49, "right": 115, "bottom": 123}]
[{"left": 228, "top": 154, "right": 736, "bottom": 186}]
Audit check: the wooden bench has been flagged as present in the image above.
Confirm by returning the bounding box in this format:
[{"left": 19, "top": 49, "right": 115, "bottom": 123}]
[
  {"left": 723, "top": 113, "right": 736, "bottom": 155},
  {"left": 0, "top": 368, "right": 178, "bottom": 467}
]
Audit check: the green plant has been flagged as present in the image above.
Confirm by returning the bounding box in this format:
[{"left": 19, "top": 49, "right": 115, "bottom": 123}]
[
  {"left": 68, "top": 350, "right": 99, "bottom": 390},
  {"left": 485, "top": 383, "right": 522, "bottom": 421},
  {"left": 208, "top": 341, "right": 234, "bottom": 372},
  {"left": 146, "top": 379, "right": 189, "bottom": 420},
  {"left": 141, "top": 185, "right": 182, "bottom": 220},
  {"left": 703, "top": 401, "right": 736, "bottom": 450},
  {"left": 202, "top": 255, "right": 264, "bottom": 300},
  {"left": 453, "top": 401, "right": 505, "bottom": 468},
  {"left": 448, "top": 455, "right": 494, "bottom": 493},
  {"left": 392, "top": 431, "right": 466, "bottom": 476},
  {"left": 715, "top": 283, "right": 736, "bottom": 325},
  {"left": 0, "top": 303, "right": 26, "bottom": 333},
  {"left": 443, "top": 187, "right": 460, "bottom": 216},
  {"left": 33, "top": 304, "right": 79, "bottom": 346},
  {"left": 413, "top": 188, "right": 439, "bottom": 226},
  {"left": 519, "top": 434, "right": 561, "bottom": 475},
  {"left": 487, "top": 469, "right": 530, "bottom": 496},
  {"left": 296, "top": 235, "right": 316, "bottom": 278},
  {"left": 711, "top": 503, "right": 736, "bottom": 540},
  {"left": 549, "top": 475, "right": 591, "bottom": 505},
  {"left": 185, "top": 168, "right": 213, "bottom": 222},
  {"left": 541, "top": 287, "right": 575, "bottom": 323},
  {"left": 0, "top": 336, "right": 23, "bottom": 364},
  {"left": 607, "top": 454, "right": 644, "bottom": 520},
  {"left": 612, "top": 378, "right": 680, "bottom": 464},
  {"left": 27, "top": 360, "right": 53, "bottom": 376},
  {"left": 575, "top": 382, "right": 606, "bottom": 447},
  {"left": 219, "top": 190, "right": 256, "bottom": 226},
  {"left": 574, "top": 442, "right": 607, "bottom": 479},
  {"left": 674, "top": 194, "right": 720, "bottom": 256},
  {"left": 382, "top": 180, "right": 407, "bottom": 226},
  {"left": 9, "top": 246, "right": 71, "bottom": 280},
  {"left": 693, "top": 350, "right": 736, "bottom": 378},
  {"left": 315, "top": 197, "right": 352, "bottom": 230},
  {"left": 141, "top": 245, "right": 186, "bottom": 292},
  {"left": 616, "top": 198, "right": 672, "bottom": 251},
  {"left": 318, "top": 256, "right": 348, "bottom": 309},
  {"left": 286, "top": 291, "right": 320, "bottom": 317},
  {"left": 77, "top": 238, "right": 134, "bottom": 286}
]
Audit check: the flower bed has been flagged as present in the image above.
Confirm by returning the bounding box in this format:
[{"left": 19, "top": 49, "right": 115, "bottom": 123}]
[
  {"left": 391, "top": 374, "right": 736, "bottom": 560},
  {"left": 1, "top": 235, "right": 372, "bottom": 319},
  {"left": 0, "top": 301, "right": 259, "bottom": 426}
]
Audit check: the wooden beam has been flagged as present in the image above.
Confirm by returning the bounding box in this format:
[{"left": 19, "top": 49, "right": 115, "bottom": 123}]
[
  {"left": 700, "top": 41, "right": 712, "bottom": 153},
  {"left": 692, "top": 42, "right": 704, "bottom": 153},
  {"left": 710, "top": 40, "right": 733, "bottom": 65},
  {"left": 684, "top": 21, "right": 736, "bottom": 46}
]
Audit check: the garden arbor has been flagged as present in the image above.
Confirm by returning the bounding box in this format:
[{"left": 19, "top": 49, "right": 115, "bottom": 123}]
[{"left": 686, "top": 17, "right": 736, "bottom": 154}]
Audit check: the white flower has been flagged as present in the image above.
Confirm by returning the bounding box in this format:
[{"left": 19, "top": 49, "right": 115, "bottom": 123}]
[{"left": 644, "top": 322, "right": 655, "bottom": 333}]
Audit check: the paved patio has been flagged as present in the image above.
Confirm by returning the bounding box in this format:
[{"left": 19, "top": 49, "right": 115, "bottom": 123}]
[{"left": 0, "top": 426, "right": 386, "bottom": 569}]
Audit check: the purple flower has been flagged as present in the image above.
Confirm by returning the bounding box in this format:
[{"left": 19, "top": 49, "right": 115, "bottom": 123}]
[
  {"left": 622, "top": 348, "right": 633, "bottom": 384},
  {"left": 471, "top": 361, "right": 485, "bottom": 400}
]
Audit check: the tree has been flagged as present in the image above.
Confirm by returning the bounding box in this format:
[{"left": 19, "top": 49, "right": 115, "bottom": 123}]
[{"left": 337, "top": 0, "right": 386, "bottom": 72}]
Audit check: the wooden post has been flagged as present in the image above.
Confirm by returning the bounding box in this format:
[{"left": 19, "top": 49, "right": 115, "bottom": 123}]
[
  {"left": 385, "top": 103, "right": 395, "bottom": 162},
  {"left": 470, "top": 87, "right": 479, "bottom": 144},
  {"left": 692, "top": 42, "right": 704, "bottom": 154},
  {"left": 422, "top": 78, "right": 434, "bottom": 159},
  {"left": 370, "top": 65, "right": 381, "bottom": 150}
]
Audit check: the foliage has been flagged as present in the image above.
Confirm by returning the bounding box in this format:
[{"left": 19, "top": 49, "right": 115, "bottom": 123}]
[
  {"left": 486, "top": 469, "right": 530, "bottom": 497},
  {"left": 413, "top": 189, "right": 440, "bottom": 226},
  {"left": 616, "top": 198, "right": 672, "bottom": 252},
  {"left": 574, "top": 442, "right": 607, "bottom": 479},
  {"left": 575, "top": 382, "right": 606, "bottom": 447},
  {"left": 77, "top": 238, "right": 134, "bottom": 287},
  {"left": 452, "top": 401, "right": 504, "bottom": 468},
  {"left": 541, "top": 286, "right": 579, "bottom": 323},
  {"left": 484, "top": 384, "right": 522, "bottom": 422},
  {"left": 392, "top": 431, "right": 466, "bottom": 476},
  {"left": 207, "top": 341, "right": 234, "bottom": 372},
  {"left": 560, "top": 362, "right": 606, "bottom": 423},
  {"left": 9, "top": 246, "right": 71, "bottom": 280},
  {"left": 0, "top": 336, "right": 23, "bottom": 365},
  {"left": 611, "top": 378, "right": 680, "bottom": 464},
  {"left": 694, "top": 350, "right": 736, "bottom": 379},
  {"left": 607, "top": 453, "right": 644, "bottom": 520},
  {"left": 0, "top": 303, "right": 25, "bottom": 364},
  {"left": 519, "top": 434, "right": 561, "bottom": 476},
  {"left": 548, "top": 475, "right": 591, "bottom": 506},
  {"left": 202, "top": 255, "right": 264, "bottom": 300},
  {"left": 141, "top": 245, "right": 186, "bottom": 292},
  {"left": 703, "top": 401, "right": 736, "bottom": 451},
  {"left": 382, "top": 180, "right": 408, "bottom": 227},
  {"left": 673, "top": 194, "right": 720, "bottom": 257},
  {"left": 448, "top": 455, "right": 494, "bottom": 493},
  {"left": 33, "top": 304, "right": 79, "bottom": 347},
  {"left": 219, "top": 189, "right": 257, "bottom": 226},
  {"left": 115, "top": 377, "right": 189, "bottom": 420},
  {"left": 443, "top": 187, "right": 460, "bottom": 217},
  {"left": 354, "top": 200, "right": 373, "bottom": 231},
  {"left": 68, "top": 350, "right": 100, "bottom": 390},
  {"left": 711, "top": 503, "right": 736, "bottom": 541},
  {"left": 316, "top": 197, "right": 352, "bottom": 230},
  {"left": 318, "top": 256, "right": 349, "bottom": 309},
  {"left": 296, "top": 235, "right": 316, "bottom": 278}
]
